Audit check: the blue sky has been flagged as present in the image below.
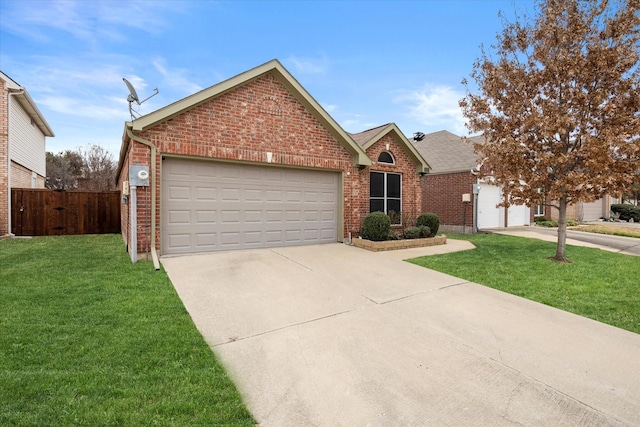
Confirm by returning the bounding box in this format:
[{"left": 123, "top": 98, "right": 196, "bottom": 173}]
[{"left": 0, "top": 0, "right": 533, "bottom": 156}]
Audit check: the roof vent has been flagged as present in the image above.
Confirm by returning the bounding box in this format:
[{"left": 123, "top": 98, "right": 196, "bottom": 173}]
[{"left": 413, "top": 132, "right": 425, "bottom": 142}]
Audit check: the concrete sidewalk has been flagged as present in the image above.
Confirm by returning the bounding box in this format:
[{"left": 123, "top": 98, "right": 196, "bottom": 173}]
[
  {"left": 490, "top": 225, "right": 640, "bottom": 256},
  {"left": 162, "top": 242, "right": 640, "bottom": 426}
]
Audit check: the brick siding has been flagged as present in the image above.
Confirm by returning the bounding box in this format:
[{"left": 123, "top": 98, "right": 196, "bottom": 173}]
[
  {"left": 422, "top": 171, "right": 476, "bottom": 232},
  {"left": 359, "top": 133, "right": 422, "bottom": 231},
  {"left": 120, "top": 73, "right": 375, "bottom": 254}
]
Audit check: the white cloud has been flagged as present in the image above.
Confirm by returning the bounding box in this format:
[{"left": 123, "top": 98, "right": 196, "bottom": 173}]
[
  {"left": 322, "top": 103, "right": 338, "bottom": 113},
  {"left": 395, "top": 85, "right": 467, "bottom": 135},
  {"left": 286, "top": 54, "right": 329, "bottom": 74},
  {"left": 0, "top": 0, "right": 181, "bottom": 44},
  {"left": 153, "top": 59, "right": 204, "bottom": 96}
]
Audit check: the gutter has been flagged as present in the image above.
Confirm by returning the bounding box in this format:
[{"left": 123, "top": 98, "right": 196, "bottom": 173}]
[{"left": 125, "top": 126, "right": 160, "bottom": 270}]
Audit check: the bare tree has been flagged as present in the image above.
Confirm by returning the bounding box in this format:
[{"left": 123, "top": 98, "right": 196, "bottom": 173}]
[
  {"left": 77, "top": 144, "right": 117, "bottom": 191},
  {"left": 46, "top": 144, "right": 116, "bottom": 191},
  {"left": 460, "top": 0, "right": 640, "bottom": 262}
]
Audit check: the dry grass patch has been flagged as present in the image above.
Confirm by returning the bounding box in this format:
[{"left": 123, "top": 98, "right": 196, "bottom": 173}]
[{"left": 570, "top": 224, "right": 640, "bottom": 239}]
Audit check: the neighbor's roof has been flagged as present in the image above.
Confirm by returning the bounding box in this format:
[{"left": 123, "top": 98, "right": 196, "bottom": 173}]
[
  {"left": 124, "top": 59, "right": 371, "bottom": 167},
  {"left": 412, "top": 130, "right": 480, "bottom": 174},
  {"left": 0, "top": 71, "right": 55, "bottom": 137},
  {"left": 349, "top": 123, "right": 431, "bottom": 173}
]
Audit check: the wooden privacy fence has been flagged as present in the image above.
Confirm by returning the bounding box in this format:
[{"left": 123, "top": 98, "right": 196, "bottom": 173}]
[{"left": 11, "top": 189, "right": 121, "bottom": 236}]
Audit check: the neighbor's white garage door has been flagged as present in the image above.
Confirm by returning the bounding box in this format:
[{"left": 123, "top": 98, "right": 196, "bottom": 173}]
[
  {"left": 507, "top": 203, "right": 530, "bottom": 226},
  {"left": 162, "top": 158, "right": 339, "bottom": 255},
  {"left": 477, "top": 183, "right": 503, "bottom": 229}
]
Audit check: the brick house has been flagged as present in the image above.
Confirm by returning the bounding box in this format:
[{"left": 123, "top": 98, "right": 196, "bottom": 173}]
[
  {"left": 116, "top": 60, "right": 429, "bottom": 261},
  {"left": 414, "top": 130, "right": 531, "bottom": 233},
  {"left": 0, "top": 72, "right": 54, "bottom": 236}
]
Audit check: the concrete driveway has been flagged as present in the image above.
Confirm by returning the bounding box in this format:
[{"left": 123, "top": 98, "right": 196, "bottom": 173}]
[{"left": 161, "top": 242, "right": 640, "bottom": 426}]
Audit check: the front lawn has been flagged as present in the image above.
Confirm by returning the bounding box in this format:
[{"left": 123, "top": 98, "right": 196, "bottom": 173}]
[
  {"left": 0, "top": 234, "right": 255, "bottom": 426},
  {"left": 408, "top": 233, "right": 640, "bottom": 334}
]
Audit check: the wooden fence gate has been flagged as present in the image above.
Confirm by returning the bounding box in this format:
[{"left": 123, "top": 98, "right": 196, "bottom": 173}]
[{"left": 11, "top": 189, "right": 121, "bottom": 236}]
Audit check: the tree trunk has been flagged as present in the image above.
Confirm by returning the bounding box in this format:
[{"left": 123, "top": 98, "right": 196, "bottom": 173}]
[{"left": 553, "top": 196, "right": 570, "bottom": 263}]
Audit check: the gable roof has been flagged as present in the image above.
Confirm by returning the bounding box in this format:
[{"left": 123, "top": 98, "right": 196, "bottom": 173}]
[
  {"left": 349, "top": 123, "right": 431, "bottom": 173},
  {"left": 0, "top": 71, "right": 55, "bottom": 137},
  {"left": 127, "top": 59, "right": 371, "bottom": 166},
  {"left": 412, "top": 130, "right": 479, "bottom": 174}
]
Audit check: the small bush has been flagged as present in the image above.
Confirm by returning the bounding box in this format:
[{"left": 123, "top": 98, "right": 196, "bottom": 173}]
[
  {"left": 534, "top": 216, "right": 550, "bottom": 223},
  {"left": 361, "top": 212, "right": 391, "bottom": 241},
  {"left": 567, "top": 220, "right": 579, "bottom": 227},
  {"left": 418, "top": 225, "right": 431, "bottom": 238},
  {"left": 536, "top": 220, "right": 558, "bottom": 227},
  {"left": 417, "top": 213, "right": 440, "bottom": 237},
  {"left": 611, "top": 204, "right": 640, "bottom": 222},
  {"left": 388, "top": 231, "right": 401, "bottom": 240},
  {"left": 403, "top": 227, "right": 421, "bottom": 239}
]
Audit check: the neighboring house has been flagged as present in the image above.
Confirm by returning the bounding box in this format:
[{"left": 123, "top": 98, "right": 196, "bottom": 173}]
[
  {"left": 116, "top": 59, "right": 429, "bottom": 259},
  {"left": 413, "top": 130, "right": 531, "bottom": 233},
  {"left": 543, "top": 196, "right": 614, "bottom": 222},
  {"left": 0, "top": 71, "right": 55, "bottom": 236}
]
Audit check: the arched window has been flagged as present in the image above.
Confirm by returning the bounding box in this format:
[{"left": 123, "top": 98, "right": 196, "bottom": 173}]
[{"left": 377, "top": 151, "right": 394, "bottom": 164}]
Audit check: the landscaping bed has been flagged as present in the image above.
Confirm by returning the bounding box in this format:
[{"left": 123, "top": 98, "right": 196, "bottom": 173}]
[{"left": 353, "top": 234, "right": 447, "bottom": 251}]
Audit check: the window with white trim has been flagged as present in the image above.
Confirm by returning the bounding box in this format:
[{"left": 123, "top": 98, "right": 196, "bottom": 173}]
[
  {"left": 370, "top": 171, "right": 401, "bottom": 223},
  {"left": 377, "top": 151, "right": 394, "bottom": 164}
]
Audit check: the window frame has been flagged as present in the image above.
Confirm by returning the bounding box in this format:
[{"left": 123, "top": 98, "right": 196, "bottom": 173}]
[
  {"left": 370, "top": 171, "right": 402, "bottom": 223},
  {"left": 377, "top": 151, "right": 395, "bottom": 165}
]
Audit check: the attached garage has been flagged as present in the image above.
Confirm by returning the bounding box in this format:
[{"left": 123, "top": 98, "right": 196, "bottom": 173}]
[
  {"left": 477, "top": 183, "right": 530, "bottom": 229},
  {"left": 162, "top": 158, "right": 339, "bottom": 254},
  {"left": 117, "top": 59, "right": 429, "bottom": 263}
]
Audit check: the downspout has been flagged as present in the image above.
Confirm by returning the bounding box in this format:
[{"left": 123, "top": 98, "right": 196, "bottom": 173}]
[
  {"left": 125, "top": 126, "right": 160, "bottom": 270},
  {"left": 6, "top": 89, "right": 25, "bottom": 237}
]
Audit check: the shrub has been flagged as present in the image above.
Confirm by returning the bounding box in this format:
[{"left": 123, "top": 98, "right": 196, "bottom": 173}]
[
  {"left": 361, "top": 212, "right": 391, "bottom": 241},
  {"left": 611, "top": 204, "right": 640, "bottom": 222},
  {"left": 418, "top": 225, "right": 431, "bottom": 238},
  {"left": 567, "top": 220, "right": 579, "bottom": 227},
  {"left": 403, "top": 227, "right": 421, "bottom": 239},
  {"left": 388, "top": 231, "right": 401, "bottom": 240},
  {"left": 534, "top": 216, "right": 550, "bottom": 223},
  {"left": 417, "top": 213, "right": 440, "bottom": 237},
  {"left": 536, "top": 220, "right": 558, "bottom": 227}
]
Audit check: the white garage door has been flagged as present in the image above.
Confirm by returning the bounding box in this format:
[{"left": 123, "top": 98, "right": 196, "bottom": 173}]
[
  {"left": 508, "top": 203, "right": 530, "bottom": 226},
  {"left": 162, "top": 158, "right": 339, "bottom": 255},
  {"left": 477, "top": 184, "right": 503, "bottom": 229}
]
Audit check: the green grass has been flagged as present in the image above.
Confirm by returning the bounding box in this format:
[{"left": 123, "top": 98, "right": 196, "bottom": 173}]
[
  {"left": 0, "top": 234, "right": 255, "bottom": 426},
  {"left": 408, "top": 233, "right": 640, "bottom": 334}
]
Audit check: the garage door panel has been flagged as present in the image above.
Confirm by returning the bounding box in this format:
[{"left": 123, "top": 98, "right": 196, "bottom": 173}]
[
  {"left": 195, "top": 187, "right": 216, "bottom": 201},
  {"left": 195, "top": 210, "right": 216, "bottom": 223},
  {"left": 162, "top": 158, "right": 339, "bottom": 254},
  {"left": 167, "top": 185, "right": 191, "bottom": 200},
  {"left": 477, "top": 184, "right": 502, "bottom": 229}
]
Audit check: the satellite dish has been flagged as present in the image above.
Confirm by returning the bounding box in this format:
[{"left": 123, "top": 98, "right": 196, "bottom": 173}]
[
  {"left": 122, "top": 77, "right": 159, "bottom": 120},
  {"left": 123, "top": 78, "right": 140, "bottom": 104}
]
